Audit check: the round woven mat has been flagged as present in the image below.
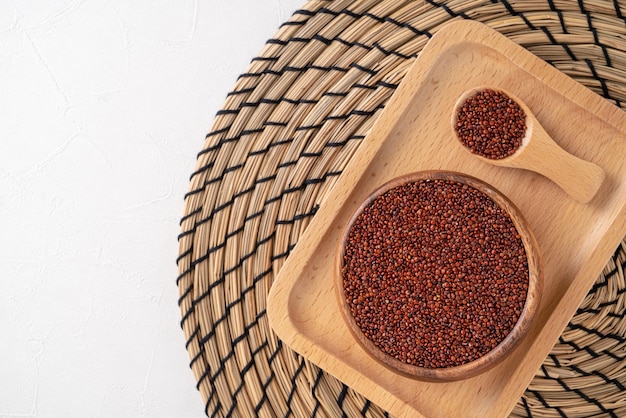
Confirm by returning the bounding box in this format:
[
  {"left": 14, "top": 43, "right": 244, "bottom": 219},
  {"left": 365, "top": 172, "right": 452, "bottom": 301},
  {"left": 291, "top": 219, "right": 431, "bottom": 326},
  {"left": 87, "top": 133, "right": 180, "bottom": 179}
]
[{"left": 177, "top": 1, "right": 626, "bottom": 417}]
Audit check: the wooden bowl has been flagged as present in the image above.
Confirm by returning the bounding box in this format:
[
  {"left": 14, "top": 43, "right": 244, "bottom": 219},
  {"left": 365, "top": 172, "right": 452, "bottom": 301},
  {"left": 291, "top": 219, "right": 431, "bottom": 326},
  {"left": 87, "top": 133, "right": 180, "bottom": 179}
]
[{"left": 335, "top": 171, "right": 542, "bottom": 382}]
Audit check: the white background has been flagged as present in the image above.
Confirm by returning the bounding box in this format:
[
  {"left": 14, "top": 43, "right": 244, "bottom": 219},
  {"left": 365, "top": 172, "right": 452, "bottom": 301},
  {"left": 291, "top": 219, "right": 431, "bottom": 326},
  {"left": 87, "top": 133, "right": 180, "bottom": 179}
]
[{"left": 1, "top": 1, "right": 303, "bottom": 417}]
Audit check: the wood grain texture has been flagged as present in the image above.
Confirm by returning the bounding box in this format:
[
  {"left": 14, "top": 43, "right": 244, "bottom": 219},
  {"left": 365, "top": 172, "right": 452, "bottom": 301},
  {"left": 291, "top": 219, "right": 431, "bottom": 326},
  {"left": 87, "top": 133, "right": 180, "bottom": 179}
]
[{"left": 268, "top": 20, "right": 626, "bottom": 418}]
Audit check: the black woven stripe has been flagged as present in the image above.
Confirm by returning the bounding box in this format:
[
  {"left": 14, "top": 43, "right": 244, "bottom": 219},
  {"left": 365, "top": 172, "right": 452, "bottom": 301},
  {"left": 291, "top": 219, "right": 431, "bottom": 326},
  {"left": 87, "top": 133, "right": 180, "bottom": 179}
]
[
  {"left": 361, "top": 399, "right": 372, "bottom": 416},
  {"left": 558, "top": 336, "right": 602, "bottom": 358},
  {"left": 176, "top": 263, "right": 193, "bottom": 286},
  {"left": 615, "top": 0, "right": 626, "bottom": 23},
  {"left": 189, "top": 342, "right": 206, "bottom": 370},
  {"left": 336, "top": 37, "right": 372, "bottom": 52},
  {"left": 540, "top": 364, "right": 550, "bottom": 377},
  {"left": 547, "top": 0, "right": 568, "bottom": 33},
  {"left": 382, "top": 15, "right": 433, "bottom": 38},
  {"left": 198, "top": 268, "right": 271, "bottom": 340},
  {"left": 583, "top": 8, "right": 612, "bottom": 67},
  {"left": 186, "top": 170, "right": 341, "bottom": 248},
  {"left": 207, "top": 399, "right": 221, "bottom": 418},
  {"left": 194, "top": 134, "right": 240, "bottom": 160},
  {"left": 325, "top": 104, "right": 386, "bottom": 121},
  {"left": 254, "top": 368, "right": 274, "bottom": 415},
  {"left": 316, "top": 6, "right": 343, "bottom": 18},
  {"left": 549, "top": 353, "right": 561, "bottom": 367},
  {"left": 425, "top": 0, "right": 470, "bottom": 19},
  {"left": 295, "top": 122, "right": 325, "bottom": 132},
  {"left": 249, "top": 310, "right": 269, "bottom": 340},
  {"left": 556, "top": 377, "right": 617, "bottom": 417},
  {"left": 568, "top": 322, "right": 626, "bottom": 342},
  {"left": 187, "top": 239, "right": 227, "bottom": 271},
  {"left": 320, "top": 79, "right": 398, "bottom": 97},
  {"left": 266, "top": 38, "right": 290, "bottom": 46},
  {"left": 227, "top": 87, "right": 256, "bottom": 96},
  {"left": 275, "top": 205, "right": 320, "bottom": 225},
  {"left": 327, "top": 134, "right": 366, "bottom": 147},
  {"left": 250, "top": 56, "right": 279, "bottom": 63},
  {"left": 336, "top": 384, "right": 349, "bottom": 418},
  {"left": 176, "top": 246, "right": 193, "bottom": 265},
  {"left": 585, "top": 59, "right": 612, "bottom": 102},
  {"left": 177, "top": 283, "right": 193, "bottom": 306},
  {"left": 183, "top": 167, "right": 341, "bottom": 277},
  {"left": 529, "top": 389, "right": 567, "bottom": 417},
  {"left": 189, "top": 161, "right": 215, "bottom": 180},
  {"left": 322, "top": 90, "right": 349, "bottom": 98},
  {"left": 604, "top": 349, "right": 626, "bottom": 362},
  {"left": 197, "top": 162, "right": 244, "bottom": 191},
  {"left": 280, "top": 20, "right": 307, "bottom": 28},
  {"left": 204, "top": 377, "right": 219, "bottom": 415},
  {"left": 196, "top": 362, "right": 214, "bottom": 390},
  {"left": 180, "top": 295, "right": 200, "bottom": 325},
  {"left": 179, "top": 207, "right": 202, "bottom": 226},
  {"left": 240, "top": 59, "right": 388, "bottom": 79},
  {"left": 226, "top": 346, "right": 263, "bottom": 418},
  {"left": 268, "top": 339, "right": 282, "bottom": 365},
  {"left": 521, "top": 396, "right": 533, "bottom": 418},
  {"left": 321, "top": 6, "right": 432, "bottom": 35},
  {"left": 310, "top": 368, "right": 324, "bottom": 418},
  {"left": 351, "top": 62, "right": 378, "bottom": 76},
  {"left": 255, "top": 97, "right": 319, "bottom": 106},
  {"left": 193, "top": 267, "right": 274, "bottom": 344},
  {"left": 198, "top": 307, "right": 266, "bottom": 397},
  {"left": 205, "top": 125, "right": 232, "bottom": 139},
  {"left": 216, "top": 108, "right": 241, "bottom": 116},
  {"left": 264, "top": 120, "right": 289, "bottom": 127},
  {"left": 303, "top": 172, "right": 341, "bottom": 186},
  {"left": 225, "top": 392, "right": 240, "bottom": 417},
  {"left": 372, "top": 41, "right": 416, "bottom": 60},
  {"left": 237, "top": 98, "right": 313, "bottom": 111},
  {"left": 311, "top": 400, "right": 320, "bottom": 417},
  {"left": 293, "top": 8, "right": 316, "bottom": 17},
  {"left": 570, "top": 364, "right": 626, "bottom": 391},
  {"left": 185, "top": 324, "right": 200, "bottom": 349},
  {"left": 183, "top": 172, "right": 278, "bottom": 241},
  {"left": 353, "top": 79, "right": 399, "bottom": 90},
  {"left": 576, "top": 305, "right": 625, "bottom": 317},
  {"left": 285, "top": 357, "right": 306, "bottom": 418},
  {"left": 277, "top": 160, "right": 298, "bottom": 169},
  {"left": 496, "top": 0, "right": 537, "bottom": 30},
  {"left": 540, "top": 26, "right": 577, "bottom": 62},
  {"left": 586, "top": 274, "right": 610, "bottom": 298},
  {"left": 599, "top": 288, "right": 626, "bottom": 306},
  {"left": 584, "top": 10, "right": 600, "bottom": 47},
  {"left": 378, "top": 80, "right": 400, "bottom": 90},
  {"left": 271, "top": 243, "right": 297, "bottom": 262}
]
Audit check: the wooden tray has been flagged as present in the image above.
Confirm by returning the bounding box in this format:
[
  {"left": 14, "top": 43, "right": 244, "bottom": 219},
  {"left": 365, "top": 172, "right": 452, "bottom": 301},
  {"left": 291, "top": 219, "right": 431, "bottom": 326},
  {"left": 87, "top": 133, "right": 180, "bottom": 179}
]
[{"left": 267, "top": 20, "right": 626, "bottom": 418}]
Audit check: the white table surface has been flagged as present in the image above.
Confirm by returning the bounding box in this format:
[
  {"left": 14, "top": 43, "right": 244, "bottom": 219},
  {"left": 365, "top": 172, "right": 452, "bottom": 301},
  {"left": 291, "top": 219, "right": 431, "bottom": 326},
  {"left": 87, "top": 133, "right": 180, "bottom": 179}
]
[{"left": 1, "top": 1, "right": 304, "bottom": 416}]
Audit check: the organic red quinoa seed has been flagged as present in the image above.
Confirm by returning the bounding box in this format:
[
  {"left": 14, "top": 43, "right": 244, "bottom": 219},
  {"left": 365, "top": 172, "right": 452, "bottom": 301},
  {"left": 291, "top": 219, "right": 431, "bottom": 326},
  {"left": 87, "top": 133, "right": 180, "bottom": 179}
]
[
  {"left": 455, "top": 89, "right": 526, "bottom": 159},
  {"left": 342, "top": 179, "right": 529, "bottom": 369}
]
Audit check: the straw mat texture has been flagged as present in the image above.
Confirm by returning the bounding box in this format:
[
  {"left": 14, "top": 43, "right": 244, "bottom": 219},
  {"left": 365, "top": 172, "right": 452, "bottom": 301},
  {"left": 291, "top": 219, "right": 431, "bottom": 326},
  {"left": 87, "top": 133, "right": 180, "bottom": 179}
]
[{"left": 178, "top": 1, "right": 626, "bottom": 416}]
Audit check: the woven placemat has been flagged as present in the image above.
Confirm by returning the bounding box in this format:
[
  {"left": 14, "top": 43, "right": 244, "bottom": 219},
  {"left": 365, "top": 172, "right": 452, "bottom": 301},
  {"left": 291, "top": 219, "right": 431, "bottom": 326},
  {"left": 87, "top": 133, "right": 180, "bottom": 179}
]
[{"left": 177, "top": 1, "right": 626, "bottom": 416}]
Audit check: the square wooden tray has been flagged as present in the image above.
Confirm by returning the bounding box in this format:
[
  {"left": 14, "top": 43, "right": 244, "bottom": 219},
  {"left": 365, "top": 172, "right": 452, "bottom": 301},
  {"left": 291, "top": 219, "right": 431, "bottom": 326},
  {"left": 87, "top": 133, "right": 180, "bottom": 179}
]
[{"left": 267, "top": 20, "right": 626, "bottom": 418}]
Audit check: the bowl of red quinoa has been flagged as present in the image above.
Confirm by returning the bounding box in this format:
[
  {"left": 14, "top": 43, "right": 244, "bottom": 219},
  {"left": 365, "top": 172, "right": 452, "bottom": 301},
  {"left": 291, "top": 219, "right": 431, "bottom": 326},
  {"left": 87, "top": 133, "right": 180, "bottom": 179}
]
[{"left": 336, "top": 171, "right": 542, "bottom": 381}]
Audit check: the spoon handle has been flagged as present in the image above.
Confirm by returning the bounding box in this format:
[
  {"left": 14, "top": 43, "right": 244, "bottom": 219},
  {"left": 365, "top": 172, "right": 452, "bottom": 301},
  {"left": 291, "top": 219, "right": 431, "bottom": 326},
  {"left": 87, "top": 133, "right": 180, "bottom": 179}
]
[{"left": 507, "top": 123, "right": 605, "bottom": 203}]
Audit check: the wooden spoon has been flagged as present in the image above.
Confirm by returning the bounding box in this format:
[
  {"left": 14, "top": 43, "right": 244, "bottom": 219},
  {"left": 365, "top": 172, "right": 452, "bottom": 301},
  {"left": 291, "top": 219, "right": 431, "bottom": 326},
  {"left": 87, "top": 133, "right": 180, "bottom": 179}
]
[{"left": 452, "top": 86, "right": 605, "bottom": 203}]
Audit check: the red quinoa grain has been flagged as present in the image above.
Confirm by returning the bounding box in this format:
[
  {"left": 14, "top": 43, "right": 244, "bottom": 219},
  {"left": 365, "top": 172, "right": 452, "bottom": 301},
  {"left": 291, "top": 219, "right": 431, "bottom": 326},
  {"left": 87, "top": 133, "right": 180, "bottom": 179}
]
[
  {"left": 455, "top": 89, "right": 526, "bottom": 159},
  {"left": 342, "top": 179, "right": 529, "bottom": 368}
]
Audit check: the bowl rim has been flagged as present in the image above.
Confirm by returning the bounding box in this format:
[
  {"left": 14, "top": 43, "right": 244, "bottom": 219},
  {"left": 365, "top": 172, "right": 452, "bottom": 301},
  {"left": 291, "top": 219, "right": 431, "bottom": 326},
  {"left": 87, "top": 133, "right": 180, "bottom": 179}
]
[{"left": 335, "top": 170, "right": 543, "bottom": 382}]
